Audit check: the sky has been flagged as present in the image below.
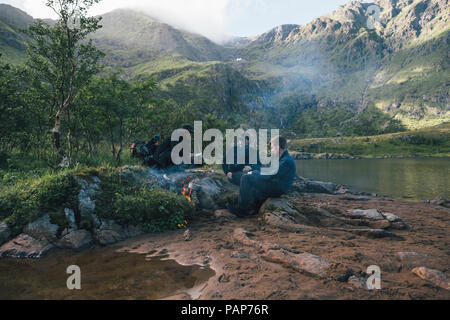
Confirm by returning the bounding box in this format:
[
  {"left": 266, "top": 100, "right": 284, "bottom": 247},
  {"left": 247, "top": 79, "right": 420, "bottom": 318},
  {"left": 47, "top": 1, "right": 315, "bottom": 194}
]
[{"left": 0, "top": 0, "right": 353, "bottom": 43}]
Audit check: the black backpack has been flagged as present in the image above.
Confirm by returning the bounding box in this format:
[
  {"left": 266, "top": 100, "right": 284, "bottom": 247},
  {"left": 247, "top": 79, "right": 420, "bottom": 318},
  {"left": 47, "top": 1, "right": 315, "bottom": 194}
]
[{"left": 130, "top": 140, "right": 150, "bottom": 160}]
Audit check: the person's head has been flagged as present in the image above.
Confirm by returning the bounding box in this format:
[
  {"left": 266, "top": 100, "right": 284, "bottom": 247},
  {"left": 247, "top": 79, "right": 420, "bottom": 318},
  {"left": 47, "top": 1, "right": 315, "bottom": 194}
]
[
  {"left": 270, "top": 136, "right": 288, "bottom": 156},
  {"left": 153, "top": 135, "right": 161, "bottom": 146},
  {"left": 182, "top": 124, "right": 194, "bottom": 135}
]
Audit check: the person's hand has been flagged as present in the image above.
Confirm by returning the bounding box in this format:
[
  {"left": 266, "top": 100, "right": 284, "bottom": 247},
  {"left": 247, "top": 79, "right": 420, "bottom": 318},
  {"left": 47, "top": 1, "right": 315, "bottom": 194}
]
[
  {"left": 243, "top": 166, "right": 252, "bottom": 173},
  {"left": 227, "top": 172, "right": 233, "bottom": 179}
]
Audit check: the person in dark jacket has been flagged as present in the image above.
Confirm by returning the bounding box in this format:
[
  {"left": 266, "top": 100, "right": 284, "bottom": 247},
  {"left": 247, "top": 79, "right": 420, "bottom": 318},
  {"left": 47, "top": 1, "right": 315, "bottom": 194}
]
[
  {"left": 228, "top": 136, "right": 296, "bottom": 217},
  {"left": 154, "top": 125, "right": 194, "bottom": 169},
  {"left": 222, "top": 136, "right": 261, "bottom": 186},
  {"left": 143, "top": 135, "right": 161, "bottom": 167}
]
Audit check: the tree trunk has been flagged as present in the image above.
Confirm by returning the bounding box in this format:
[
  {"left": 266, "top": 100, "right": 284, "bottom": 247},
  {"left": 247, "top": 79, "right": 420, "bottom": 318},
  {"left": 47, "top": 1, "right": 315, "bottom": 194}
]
[
  {"left": 116, "top": 118, "right": 124, "bottom": 164},
  {"left": 66, "top": 111, "right": 72, "bottom": 167},
  {"left": 53, "top": 111, "right": 63, "bottom": 155}
]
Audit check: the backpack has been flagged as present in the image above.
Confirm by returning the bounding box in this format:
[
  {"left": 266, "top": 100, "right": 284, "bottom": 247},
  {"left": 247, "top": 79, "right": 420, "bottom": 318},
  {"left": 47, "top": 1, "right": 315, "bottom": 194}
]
[{"left": 130, "top": 140, "right": 150, "bottom": 159}]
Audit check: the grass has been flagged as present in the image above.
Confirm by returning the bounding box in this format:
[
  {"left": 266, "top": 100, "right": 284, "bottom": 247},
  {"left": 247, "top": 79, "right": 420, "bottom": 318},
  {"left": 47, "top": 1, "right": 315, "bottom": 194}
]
[
  {"left": 289, "top": 122, "right": 450, "bottom": 158},
  {"left": 0, "top": 159, "right": 194, "bottom": 237}
]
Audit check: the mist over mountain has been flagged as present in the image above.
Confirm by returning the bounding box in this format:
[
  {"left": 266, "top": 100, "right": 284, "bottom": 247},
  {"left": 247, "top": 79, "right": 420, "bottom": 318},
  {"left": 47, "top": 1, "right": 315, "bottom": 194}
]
[{"left": 0, "top": 0, "right": 448, "bottom": 137}]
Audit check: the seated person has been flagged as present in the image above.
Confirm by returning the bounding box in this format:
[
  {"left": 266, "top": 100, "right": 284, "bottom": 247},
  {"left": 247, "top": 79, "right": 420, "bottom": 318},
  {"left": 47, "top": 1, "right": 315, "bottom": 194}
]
[
  {"left": 228, "top": 136, "right": 296, "bottom": 217},
  {"left": 222, "top": 136, "right": 261, "bottom": 186},
  {"left": 143, "top": 135, "right": 161, "bottom": 167},
  {"left": 154, "top": 125, "right": 194, "bottom": 170}
]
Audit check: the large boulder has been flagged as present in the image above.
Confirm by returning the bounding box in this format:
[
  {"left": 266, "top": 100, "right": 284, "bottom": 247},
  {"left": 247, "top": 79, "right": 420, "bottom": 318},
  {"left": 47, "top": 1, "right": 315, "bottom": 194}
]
[
  {"left": 56, "top": 230, "right": 93, "bottom": 250},
  {"left": 423, "top": 198, "right": 450, "bottom": 208},
  {"left": 76, "top": 178, "right": 101, "bottom": 229},
  {"left": 0, "top": 221, "right": 11, "bottom": 246},
  {"left": 347, "top": 209, "right": 385, "bottom": 220},
  {"left": 291, "top": 177, "right": 339, "bottom": 194},
  {"left": 23, "top": 214, "right": 59, "bottom": 241},
  {"left": 94, "top": 220, "right": 143, "bottom": 245},
  {"left": 0, "top": 233, "right": 55, "bottom": 258}
]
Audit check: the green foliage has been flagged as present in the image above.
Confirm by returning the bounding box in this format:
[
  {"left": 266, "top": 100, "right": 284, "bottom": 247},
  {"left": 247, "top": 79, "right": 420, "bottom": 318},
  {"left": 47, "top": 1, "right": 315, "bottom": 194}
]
[
  {"left": 290, "top": 123, "right": 450, "bottom": 157},
  {"left": 0, "top": 165, "right": 195, "bottom": 236},
  {"left": 113, "top": 188, "right": 193, "bottom": 233},
  {"left": 74, "top": 72, "right": 157, "bottom": 163},
  {"left": 26, "top": 0, "right": 105, "bottom": 156},
  {"left": 0, "top": 170, "right": 80, "bottom": 235},
  {"left": 83, "top": 166, "right": 194, "bottom": 232}
]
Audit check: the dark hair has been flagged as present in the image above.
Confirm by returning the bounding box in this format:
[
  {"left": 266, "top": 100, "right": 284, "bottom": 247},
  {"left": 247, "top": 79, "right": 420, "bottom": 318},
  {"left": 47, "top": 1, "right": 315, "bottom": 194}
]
[
  {"left": 279, "top": 136, "right": 288, "bottom": 150},
  {"left": 182, "top": 124, "right": 194, "bottom": 134}
]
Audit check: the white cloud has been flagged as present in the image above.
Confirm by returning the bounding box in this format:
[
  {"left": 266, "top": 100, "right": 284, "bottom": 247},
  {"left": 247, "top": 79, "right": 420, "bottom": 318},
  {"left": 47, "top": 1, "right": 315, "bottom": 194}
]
[
  {"left": 6, "top": 0, "right": 238, "bottom": 43},
  {"left": 1, "top": 0, "right": 353, "bottom": 43},
  {"left": 23, "top": 0, "right": 55, "bottom": 19},
  {"left": 90, "top": 0, "right": 257, "bottom": 43}
]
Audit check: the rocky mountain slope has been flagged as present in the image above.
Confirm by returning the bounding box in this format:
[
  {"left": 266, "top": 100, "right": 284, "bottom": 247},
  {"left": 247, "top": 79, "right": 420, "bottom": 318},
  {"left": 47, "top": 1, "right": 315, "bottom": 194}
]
[{"left": 0, "top": 0, "right": 448, "bottom": 135}]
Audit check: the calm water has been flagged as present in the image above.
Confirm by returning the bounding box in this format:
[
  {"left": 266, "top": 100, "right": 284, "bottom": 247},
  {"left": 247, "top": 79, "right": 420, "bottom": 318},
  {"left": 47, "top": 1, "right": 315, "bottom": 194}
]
[
  {"left": 0, "top": 248, "right": 215, "bottom": 300},
  {"left": 295, "top": 158, "right": 450, "bottom": 200}
]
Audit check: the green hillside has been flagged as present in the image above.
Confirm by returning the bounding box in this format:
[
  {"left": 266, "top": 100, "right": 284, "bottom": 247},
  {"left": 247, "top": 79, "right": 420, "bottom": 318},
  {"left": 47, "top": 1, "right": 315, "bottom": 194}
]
[{"left": 0, "top": 0, "right": 448, "bottom": 137}]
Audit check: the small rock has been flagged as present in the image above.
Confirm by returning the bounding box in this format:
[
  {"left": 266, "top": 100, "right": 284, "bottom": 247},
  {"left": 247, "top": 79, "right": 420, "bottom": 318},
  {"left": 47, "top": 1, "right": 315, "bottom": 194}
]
[
  {"left": 412, "top": 267, "right": 449, "bottom": 290},
  {"left": 158, "top": 249, "right": 169, "bottom": 255},
  {"left": 349, "top": 209, "right": 385, "bottom": 220},
  {"left": 78, "top": 189, "right": 96, "bottom": 216},
  {"left": 425, "top": 198, "right": 450, "bottom": 208},
  {"left": 397, "top": 252, "right": 428, "bottom": 261},
  {"left": 64, "top": 208, "right": 77, "bottom": 229},
  {"left": 184, "top": 229, "right": 192, "bottom": 241},
  {"left": 0, "top": 234, "right": 55, "bottom": 258},
  {"left": 381, "top": 212, "right": 402, "bottom": 222},
  {"left": 337, "top": 270, "right": 354, "bottom": 282},
  {"left": 231, "top": 251, "right": 248, "bottom": 259},
  {"left": 218, "top": 274, "right": 230, "bottom": 283},
  {"left": 0, "top": 221, "right": 11, "bottom": 245},
  {"left": 24, "top": 214, "right": 59, "bottom": 241},
  {"left": 348, "top": 275, "right": 367, "bottom": 289}
]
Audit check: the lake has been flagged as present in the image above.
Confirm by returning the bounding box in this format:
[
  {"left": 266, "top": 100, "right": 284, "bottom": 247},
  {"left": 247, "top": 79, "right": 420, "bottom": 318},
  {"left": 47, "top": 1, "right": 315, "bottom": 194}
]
[{"left": 295, "top": 158, "right": 450, "bottom": 201}]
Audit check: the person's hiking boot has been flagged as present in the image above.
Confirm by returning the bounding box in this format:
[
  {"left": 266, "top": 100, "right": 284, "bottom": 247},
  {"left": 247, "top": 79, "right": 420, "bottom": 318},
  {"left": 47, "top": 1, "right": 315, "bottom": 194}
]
[{"left": 227, "top": 204, "right": 250, "bottom": 218}]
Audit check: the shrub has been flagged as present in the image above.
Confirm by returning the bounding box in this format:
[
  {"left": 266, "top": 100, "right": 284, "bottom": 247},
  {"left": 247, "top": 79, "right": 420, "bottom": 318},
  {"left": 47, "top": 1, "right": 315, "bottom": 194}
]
[
  {"left": 113, "top": 188, "right": 194, "bottom": 233},
  {"left": 0, "top": 165, "right": 196, "bottom": 236},
  {"left": 0, "top": 171, "right": 80, "bottom": 236}
]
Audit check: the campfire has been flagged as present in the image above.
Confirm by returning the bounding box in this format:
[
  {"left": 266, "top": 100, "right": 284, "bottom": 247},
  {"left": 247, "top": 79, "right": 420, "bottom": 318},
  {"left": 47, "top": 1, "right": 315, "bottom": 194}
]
[{"left": 181, "top": 177, "right": 194, "bottom": 203}]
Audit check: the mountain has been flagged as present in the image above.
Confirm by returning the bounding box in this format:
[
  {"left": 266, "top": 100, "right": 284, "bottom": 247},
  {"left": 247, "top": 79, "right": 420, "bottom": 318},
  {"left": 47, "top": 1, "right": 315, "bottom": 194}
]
[
  {"left": 91, "top": 9, "right": 234, "bottom": 67},
  {"left": 234, "top": 0, "right": 450, "bottom": 131},
  {"left": 0, "top": 0, "right": 448, "bottom": 136},
  {"left": 0, "top": 4, "right": 32, "bottom": 64}
]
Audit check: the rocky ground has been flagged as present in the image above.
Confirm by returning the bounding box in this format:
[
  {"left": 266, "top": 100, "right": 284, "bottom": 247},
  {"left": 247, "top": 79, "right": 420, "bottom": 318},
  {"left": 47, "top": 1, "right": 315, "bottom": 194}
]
[
  {"left": 117, "top": 192, "right": 450, "bottom": 300},
  {"left": 0, "top": 167, "right": 449, "bottom": 299}
]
